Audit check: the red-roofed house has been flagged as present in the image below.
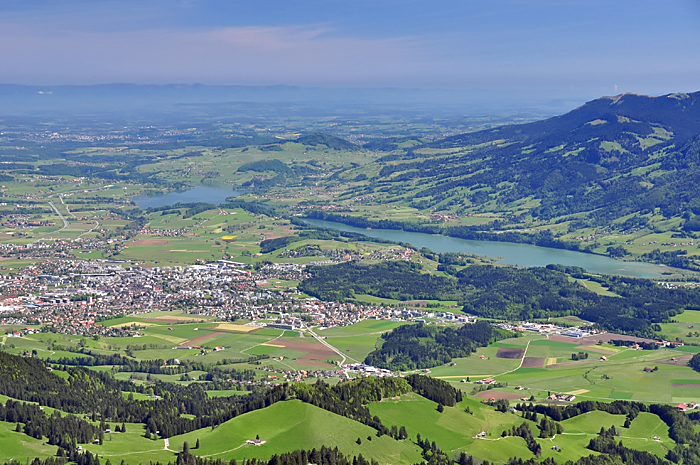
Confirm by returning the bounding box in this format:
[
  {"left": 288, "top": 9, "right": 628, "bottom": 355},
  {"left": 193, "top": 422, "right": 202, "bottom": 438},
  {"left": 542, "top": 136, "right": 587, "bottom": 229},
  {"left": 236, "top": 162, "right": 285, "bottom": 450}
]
[{"left": 476, "top": 377, "right": 495, "bottom": 385}]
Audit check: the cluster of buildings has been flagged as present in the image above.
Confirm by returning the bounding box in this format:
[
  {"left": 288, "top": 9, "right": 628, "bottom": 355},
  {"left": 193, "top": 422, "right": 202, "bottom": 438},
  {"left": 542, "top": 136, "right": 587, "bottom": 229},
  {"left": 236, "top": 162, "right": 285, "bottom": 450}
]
[
  {"left": 546, "top": 393, "right": 577, "bottom": 402},
  {"left": 341, "top": 363, "right": 396, "bottom": 377},
  {"left": 278, "top": 245, "right": 414, "bottom": 263},
  {"left": 0, "top": 234, "right": 117, "bottom": 261},
  {"left": 676, "top": 402, "right": 699, "bottom": 411},
  {"left": 0, "top": 259, "right": 459, "bottom": 337},
  {"left": 254, "top": 364, "right": 346, "bottom": 382},
  {"left": 494, "top": 321, "right": 602, "bottom": 338},
  {"left": 1, "top": 214, "right": 55, "bottom": 229}
]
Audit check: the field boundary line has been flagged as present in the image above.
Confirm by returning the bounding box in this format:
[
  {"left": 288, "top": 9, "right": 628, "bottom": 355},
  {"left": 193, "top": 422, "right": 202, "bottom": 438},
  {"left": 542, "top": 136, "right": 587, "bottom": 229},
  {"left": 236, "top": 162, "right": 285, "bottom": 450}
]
[
  {"left": 492, "top": 336, "right": 544, "bottom": 377},
  {"left": 308, "top": 328, "right": 358, "bottom": 364}
]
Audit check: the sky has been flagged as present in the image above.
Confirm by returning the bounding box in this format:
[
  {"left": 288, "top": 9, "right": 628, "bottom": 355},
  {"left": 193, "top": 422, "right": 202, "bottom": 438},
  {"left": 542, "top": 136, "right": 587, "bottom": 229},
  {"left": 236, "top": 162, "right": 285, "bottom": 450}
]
[{"left": 1, "top": 0, "right": 700, "bottom": 102}]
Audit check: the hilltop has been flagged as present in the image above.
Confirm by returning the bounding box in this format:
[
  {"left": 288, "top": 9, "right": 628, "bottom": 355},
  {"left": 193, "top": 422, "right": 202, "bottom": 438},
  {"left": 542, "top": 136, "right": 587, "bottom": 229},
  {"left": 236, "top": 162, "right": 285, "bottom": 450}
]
[{"left": 376, "top": 92, "right": 700, "bottom": 221}]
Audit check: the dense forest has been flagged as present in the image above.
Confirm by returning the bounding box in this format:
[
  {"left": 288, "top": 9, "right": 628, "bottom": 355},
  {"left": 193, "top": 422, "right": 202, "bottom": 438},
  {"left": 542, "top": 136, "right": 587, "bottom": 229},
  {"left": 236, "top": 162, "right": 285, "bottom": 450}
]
[
  {"left": 301, "top": 261, "right": 461, "bottom": 302},
  {"left": 0, "top": 352, "right": 458, "bottom": 447},
  {"left": 260, "top": 225, "right": 406, "bottom": 254},
  {"left": 296, "top": 133, "right": 359, "bottom": 151},
  {"left": 0, "top": 351, "right": 292, "bottom": 440},
  {"left": 301, "top": 262, "right": 700, "bottom": 337},
  {"left": 364, "top": 321, "right": 507, "bottom": 370},
  {"left": 405, "top": 375, "right": 463, "bottom": 407}
]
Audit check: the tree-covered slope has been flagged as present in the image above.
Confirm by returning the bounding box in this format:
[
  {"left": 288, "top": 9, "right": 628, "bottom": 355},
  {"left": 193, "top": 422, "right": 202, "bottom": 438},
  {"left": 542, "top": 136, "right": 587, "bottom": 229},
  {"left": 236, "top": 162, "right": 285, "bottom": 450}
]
[
  {"left": 364, "top": 321, "right": 507, "bottom": 370},
  {"left": 300, "top": 262, "right": 700, "bottom": 336},
  {"left": 367, "top": 92, "right": 700, "bottom": 223}
]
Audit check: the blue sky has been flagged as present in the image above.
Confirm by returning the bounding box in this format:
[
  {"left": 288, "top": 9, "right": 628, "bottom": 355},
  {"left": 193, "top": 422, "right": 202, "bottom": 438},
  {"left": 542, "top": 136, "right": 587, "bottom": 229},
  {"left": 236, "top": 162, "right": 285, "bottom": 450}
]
[{"left": 2, "top": 0, "right": 699, "bottom": 100}]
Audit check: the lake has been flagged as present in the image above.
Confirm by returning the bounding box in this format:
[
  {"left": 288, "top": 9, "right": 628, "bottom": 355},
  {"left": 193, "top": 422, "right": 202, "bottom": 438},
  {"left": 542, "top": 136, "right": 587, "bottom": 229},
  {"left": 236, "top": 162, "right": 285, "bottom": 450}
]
[
  {"left": 303, "top": 218, "right": 669, "bottom": 278},
  {"left": 133, "top": 186, "right": 242, "bottom": 209}
]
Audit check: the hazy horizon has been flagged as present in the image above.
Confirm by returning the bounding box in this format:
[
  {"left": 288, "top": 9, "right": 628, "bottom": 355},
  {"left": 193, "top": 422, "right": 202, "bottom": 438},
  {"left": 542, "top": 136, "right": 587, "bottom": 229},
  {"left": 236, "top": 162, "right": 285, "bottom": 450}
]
[{"left": 2, "top": 0, "right": 700, "bottom": 111}]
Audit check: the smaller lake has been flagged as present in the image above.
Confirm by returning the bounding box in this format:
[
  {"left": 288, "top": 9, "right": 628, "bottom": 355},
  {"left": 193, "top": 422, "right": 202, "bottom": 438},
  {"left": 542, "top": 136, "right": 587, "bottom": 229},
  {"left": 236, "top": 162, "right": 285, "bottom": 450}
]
[
  {"left": 133, "top": 186, "right": 242, "bottom": 209},
  {"left": 304, "top": 218, "right": 670, "bottom": 278}
]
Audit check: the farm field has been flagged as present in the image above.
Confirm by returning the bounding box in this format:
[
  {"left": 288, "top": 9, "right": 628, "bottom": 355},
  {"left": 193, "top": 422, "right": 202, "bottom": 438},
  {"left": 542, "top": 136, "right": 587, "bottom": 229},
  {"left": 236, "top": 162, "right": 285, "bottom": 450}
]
[
  {"left": 465, "top": 341, "right": 698, "bottom": 404},
  {"left": 0, "top": 420, "right": 63, "bottom": 463},
  {"left": 658, "top": 310, "right": 700, "bottom": 345},
  {"left": 318, "top": 319, "right": 408, "bottom": 362},
  {"left": 2, "top": 319, "right": 700, "bottom": 465}
]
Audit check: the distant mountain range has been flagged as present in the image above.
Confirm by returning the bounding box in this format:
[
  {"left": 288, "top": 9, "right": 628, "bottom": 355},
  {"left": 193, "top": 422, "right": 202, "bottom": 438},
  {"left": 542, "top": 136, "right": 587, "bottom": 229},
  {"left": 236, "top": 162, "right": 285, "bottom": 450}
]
[{"left": 0, "top": 83, "right": 581, "bottom": 116}]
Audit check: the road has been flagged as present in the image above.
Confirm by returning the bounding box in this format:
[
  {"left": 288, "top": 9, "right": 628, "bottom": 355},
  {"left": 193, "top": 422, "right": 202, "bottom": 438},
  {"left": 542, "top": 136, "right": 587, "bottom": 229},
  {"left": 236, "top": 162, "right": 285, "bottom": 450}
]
[
  {"left": 59, "top": 195, "right": 77, "bottom": 219},
  {"left": 306, "top": 327, "right": 358, "bottom": 365},
  {"left": 47, "top": 201, "right": 69, "bottom": 237}
]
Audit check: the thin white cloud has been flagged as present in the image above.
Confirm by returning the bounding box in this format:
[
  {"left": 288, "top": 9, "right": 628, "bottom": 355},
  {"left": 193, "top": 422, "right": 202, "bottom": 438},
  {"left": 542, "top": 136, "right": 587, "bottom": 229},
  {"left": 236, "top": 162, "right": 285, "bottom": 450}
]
[{"left": 0, "top": 23, "right": 433, "bottom": 85}]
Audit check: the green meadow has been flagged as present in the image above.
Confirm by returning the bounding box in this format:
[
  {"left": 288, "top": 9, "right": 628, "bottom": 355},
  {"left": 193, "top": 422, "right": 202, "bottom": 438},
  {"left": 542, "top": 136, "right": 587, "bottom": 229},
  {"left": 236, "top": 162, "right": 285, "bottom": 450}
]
[{"left": 82, "top": 400, "right": 423, "bottom": 465}]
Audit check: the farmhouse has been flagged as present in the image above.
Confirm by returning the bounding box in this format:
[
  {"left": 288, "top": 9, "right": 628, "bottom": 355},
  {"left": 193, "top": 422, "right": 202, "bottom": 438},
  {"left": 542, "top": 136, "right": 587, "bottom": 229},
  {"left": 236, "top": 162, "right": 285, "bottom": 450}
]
[{"left": 475, "top": 377, "right": 495, "bottom": 385}]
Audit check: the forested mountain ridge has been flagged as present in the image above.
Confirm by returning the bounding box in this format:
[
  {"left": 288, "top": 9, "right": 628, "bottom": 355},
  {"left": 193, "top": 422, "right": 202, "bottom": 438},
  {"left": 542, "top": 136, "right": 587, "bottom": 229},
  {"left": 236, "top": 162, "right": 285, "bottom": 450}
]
[
  {"left": 430, "top": 92, "right": 700, "bottom": 148},
  {"left": 374, "top": 92, "right": 700, "bottom": 222}
]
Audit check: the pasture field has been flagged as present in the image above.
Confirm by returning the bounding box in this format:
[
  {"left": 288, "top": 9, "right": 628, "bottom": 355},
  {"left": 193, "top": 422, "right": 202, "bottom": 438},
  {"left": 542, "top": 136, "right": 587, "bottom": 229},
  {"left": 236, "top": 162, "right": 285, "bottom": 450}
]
[
  {"left": 368, "top": 393, "right": 677, "bottom": 464},
  {"left": 0, "top": 420, "right": 62, "bottom": 463},
  {"left": 474, "top": 345, "right": 698, "bottom": 404},
  {"left": 658, "top": 310, "right": 700, "bottom": 345},
  {"left": 369, "top": 392, "right": 533, "bottom": 453},
  {"left": 324, "top": 334, "right": 382, "bottom": 362},
  {"left": 429, "top": 336, "right": 538, "bottom": 379},
  {"left": 81, "top": 400, "right": 423, "bottom": 465},
  {"left": 317, "top": 319, "right": 407, "bottom": 337}
]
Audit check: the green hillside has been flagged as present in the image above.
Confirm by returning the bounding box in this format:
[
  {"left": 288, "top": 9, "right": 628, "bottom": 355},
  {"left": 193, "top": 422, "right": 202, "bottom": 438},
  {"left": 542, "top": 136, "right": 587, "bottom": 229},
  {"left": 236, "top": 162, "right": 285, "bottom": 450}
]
[{"left": 78, "top": 400, "right": 423, "bottom": 464}]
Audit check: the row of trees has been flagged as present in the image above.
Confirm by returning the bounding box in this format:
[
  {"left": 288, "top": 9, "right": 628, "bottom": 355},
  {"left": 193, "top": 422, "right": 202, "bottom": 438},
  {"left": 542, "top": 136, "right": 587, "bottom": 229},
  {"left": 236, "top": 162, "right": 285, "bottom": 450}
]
[
  {"left": 501, "top": 423, "right": 542, "bottom": 458},
  {"left": 48, "top": 350, "right": 261, "bottom": 380},
  {"left": 173, "top": 445, "right": 378, "bottom": 465}
]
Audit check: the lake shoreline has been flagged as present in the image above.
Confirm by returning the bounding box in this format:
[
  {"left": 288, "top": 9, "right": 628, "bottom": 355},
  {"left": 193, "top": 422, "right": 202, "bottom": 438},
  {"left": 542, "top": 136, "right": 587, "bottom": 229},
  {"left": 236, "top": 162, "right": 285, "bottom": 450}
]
[
  {"left": 302, "top": 217, "right": 673, "bottom": 278},
  {"left": 133, "top": 186, "right": 243, "bottom": 209}
]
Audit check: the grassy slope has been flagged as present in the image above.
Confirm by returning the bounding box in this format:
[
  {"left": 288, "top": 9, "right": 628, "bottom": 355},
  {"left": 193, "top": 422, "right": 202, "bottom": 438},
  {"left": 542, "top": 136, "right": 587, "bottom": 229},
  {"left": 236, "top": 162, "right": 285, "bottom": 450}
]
[{"left": 82, "top": 400, "right": 422, "bottom": 465}]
